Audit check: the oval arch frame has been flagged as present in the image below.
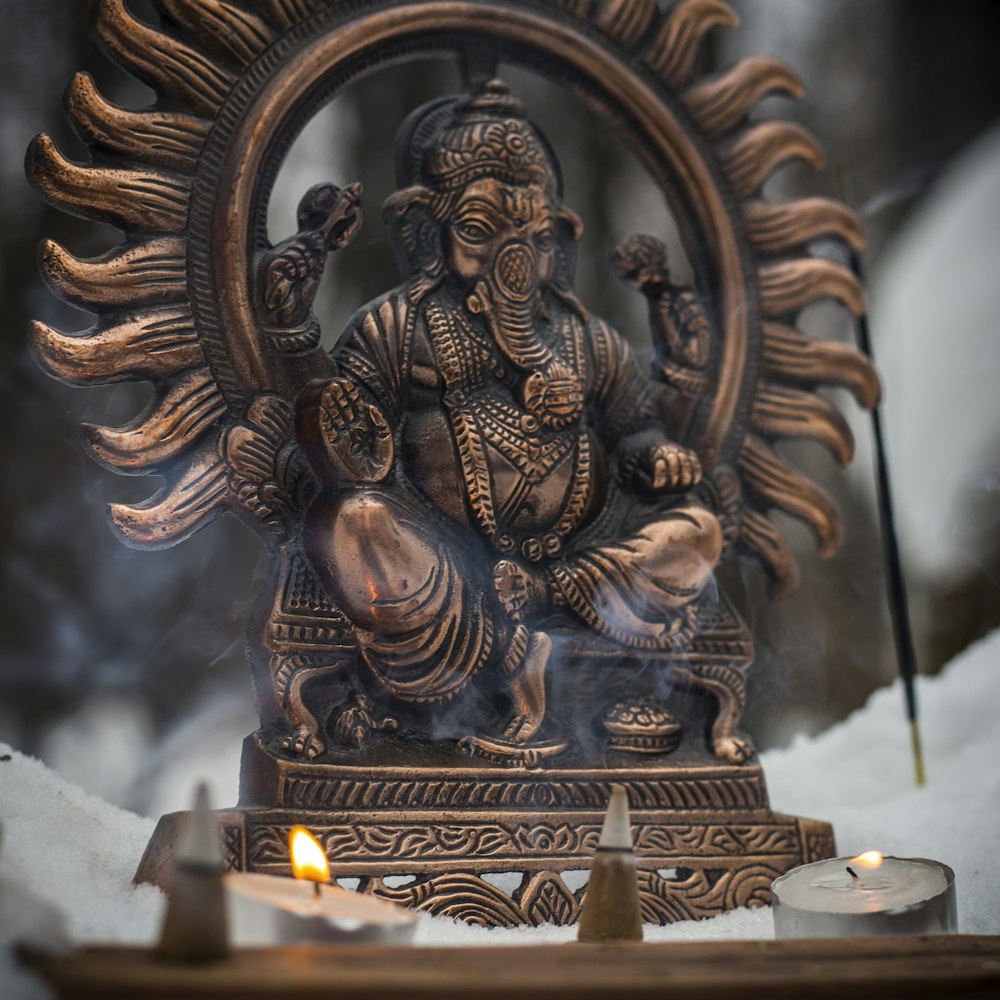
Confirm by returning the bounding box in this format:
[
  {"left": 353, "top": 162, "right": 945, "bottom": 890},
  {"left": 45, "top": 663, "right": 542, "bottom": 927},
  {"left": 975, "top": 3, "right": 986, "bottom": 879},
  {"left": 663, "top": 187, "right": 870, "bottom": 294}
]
[{"left": 27, "top": 0, "right": 876, "bottom": 623}]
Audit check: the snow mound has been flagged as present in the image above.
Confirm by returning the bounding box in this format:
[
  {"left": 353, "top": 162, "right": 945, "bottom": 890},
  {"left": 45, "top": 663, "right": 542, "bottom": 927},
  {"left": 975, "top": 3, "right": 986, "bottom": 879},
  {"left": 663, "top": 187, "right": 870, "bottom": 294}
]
[{"left": 0, "top": 747, "right": 162, "bottom": 997}]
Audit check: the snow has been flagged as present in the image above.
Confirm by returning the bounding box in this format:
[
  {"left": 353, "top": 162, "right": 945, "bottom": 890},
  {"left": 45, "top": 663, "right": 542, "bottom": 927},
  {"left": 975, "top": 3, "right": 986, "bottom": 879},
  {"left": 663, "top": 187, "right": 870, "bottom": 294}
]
[
  {"left": 0, "top": 749, "right": 162, "bottom": 998},
  {"left": 2, "top": 630, "right": 999, "bottom": 993},
  {"left": 873, "top": 122, "right": 1000, "bottom": 579}
]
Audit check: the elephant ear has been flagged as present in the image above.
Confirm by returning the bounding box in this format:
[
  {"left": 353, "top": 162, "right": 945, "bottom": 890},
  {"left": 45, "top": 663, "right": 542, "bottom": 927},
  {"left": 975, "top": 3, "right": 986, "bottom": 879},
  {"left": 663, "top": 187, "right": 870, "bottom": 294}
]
[{"left": 25, "top": 0, "right": 335, "bottom": 550}]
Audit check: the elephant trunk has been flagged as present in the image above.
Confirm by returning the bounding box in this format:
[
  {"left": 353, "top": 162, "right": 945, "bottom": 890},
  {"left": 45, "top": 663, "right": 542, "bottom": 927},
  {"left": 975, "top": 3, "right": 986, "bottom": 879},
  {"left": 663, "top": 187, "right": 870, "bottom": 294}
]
[{"left": 466, "top": 240, "right": 553, "bottom": 372}]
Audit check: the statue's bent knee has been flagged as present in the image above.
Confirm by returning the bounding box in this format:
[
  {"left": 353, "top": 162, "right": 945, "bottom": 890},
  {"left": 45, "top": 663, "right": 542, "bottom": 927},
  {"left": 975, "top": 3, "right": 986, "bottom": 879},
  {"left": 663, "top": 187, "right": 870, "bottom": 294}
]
[
  {"left": 305, "top": 489, "right": 444, "bottom": 630},
  {"left": 685, "top": 505, "right": 724, "bottom": 567},
  {"left": 306, "top": 488, "right": 496, "bottom": 703},
  {"left": 638, "top": 504, "right": 723, "bottom": 594}
]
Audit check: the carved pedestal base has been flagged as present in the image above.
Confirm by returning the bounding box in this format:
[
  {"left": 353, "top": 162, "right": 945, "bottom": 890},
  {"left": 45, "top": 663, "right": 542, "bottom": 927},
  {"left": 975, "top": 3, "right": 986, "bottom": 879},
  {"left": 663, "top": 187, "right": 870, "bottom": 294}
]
[{"left": 135, "top": 735, "right": 834, "bottom": 927}]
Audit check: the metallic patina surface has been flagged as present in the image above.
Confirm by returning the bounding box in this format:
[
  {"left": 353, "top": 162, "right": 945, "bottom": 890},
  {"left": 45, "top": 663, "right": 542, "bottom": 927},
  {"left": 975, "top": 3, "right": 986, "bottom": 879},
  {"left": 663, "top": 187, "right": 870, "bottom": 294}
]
[{"left": 29, "top": 0, "right": 876, "bottom": 925}]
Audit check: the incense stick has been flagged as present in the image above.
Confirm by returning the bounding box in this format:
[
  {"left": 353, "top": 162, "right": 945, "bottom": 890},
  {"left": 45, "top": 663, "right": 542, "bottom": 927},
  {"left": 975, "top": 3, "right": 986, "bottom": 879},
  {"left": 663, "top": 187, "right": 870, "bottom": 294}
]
[{"left": 837, "top": 165, "right": 927, "bottom": 788}]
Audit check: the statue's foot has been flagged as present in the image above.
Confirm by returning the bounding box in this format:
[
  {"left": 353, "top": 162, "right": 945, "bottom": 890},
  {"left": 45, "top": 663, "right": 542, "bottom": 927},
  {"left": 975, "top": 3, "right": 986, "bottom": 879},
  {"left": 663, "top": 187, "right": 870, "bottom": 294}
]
[
  {"left": 493, "top": 559, "right": 546, "bottom": 620},
  {"left": 503, "top": 629, "right": 551, "bottom": 744},
  {"left": 331, "top": 696, "right": 397, "bottom": 750},
  {"left": 503, "top": 713, "right": 536, "bottom": 743},
  {"left": 281, "top": 723, "right": 325, "bottom": 759},
  {"left": 458, "top": 733, "right": 569, "bottom": 768},
  {"left": 713, "top": 734, "right": 754, "bottom": 764}
]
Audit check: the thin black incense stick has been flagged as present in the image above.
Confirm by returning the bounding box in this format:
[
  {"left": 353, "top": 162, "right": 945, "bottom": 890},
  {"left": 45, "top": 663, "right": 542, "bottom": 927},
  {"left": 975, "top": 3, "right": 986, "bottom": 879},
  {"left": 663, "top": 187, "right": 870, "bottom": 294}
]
[{"left": 838, "top": 166, "right": 926, "bottom": 787}]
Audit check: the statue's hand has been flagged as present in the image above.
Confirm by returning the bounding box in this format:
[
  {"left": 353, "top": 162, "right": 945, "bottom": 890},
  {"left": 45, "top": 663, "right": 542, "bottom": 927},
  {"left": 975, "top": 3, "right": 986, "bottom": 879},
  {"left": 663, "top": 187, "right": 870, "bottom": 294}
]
[
  {"left": 261, "top": 237, "right": 322, "bottom": 325},
  {"left": 297, "top": 181, "right": 363, "bottom": 250},
  {"left": 323, "top": 182, "right": 363, "bottom": 250},
  {"left": 317, "top": 377, "right": 394, "bottom": 483},
  {"left": 258, "top": 182, "right": 362, "bottom": 334},
  {"left": 664, "top": 287, "right": 712, "bottom": 370},
  {"left": 631, "top": 439, "right": 702, "bottom": 494}
]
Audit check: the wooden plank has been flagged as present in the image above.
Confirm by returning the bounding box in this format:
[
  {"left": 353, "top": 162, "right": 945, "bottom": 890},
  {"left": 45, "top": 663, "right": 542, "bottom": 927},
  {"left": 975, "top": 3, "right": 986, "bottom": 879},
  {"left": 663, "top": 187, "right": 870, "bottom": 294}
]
[{"left": 20, "top": 936, "right": 1000, "bottom": 1000}]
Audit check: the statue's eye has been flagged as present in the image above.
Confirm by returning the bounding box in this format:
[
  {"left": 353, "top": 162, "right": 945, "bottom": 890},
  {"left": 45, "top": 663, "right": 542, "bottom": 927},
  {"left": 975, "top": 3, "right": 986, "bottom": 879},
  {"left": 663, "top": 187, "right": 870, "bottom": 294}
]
[
  {"left": 455, "top": 219, "right": 493, "bottom": 243},
  {"left": 534, "top": 229, "right": 555, "bottom": 252}
]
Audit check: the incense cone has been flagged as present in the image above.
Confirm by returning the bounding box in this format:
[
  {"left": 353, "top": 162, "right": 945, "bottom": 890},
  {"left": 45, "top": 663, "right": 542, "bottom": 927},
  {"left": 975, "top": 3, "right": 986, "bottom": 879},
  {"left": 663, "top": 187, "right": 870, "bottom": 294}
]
[
  {"left": 577, "top": 784, "right": 644, "bottom": 942},
  {"left": 157, "top": 783, "right": 229, "bottom": 962}
]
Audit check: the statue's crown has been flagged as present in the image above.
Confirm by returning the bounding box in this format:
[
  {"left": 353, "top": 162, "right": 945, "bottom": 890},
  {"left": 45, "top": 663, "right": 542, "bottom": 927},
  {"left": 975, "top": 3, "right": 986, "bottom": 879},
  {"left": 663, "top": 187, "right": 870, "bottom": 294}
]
[{"left": 396, "top": 80, "right": 556, "bottom": 194}]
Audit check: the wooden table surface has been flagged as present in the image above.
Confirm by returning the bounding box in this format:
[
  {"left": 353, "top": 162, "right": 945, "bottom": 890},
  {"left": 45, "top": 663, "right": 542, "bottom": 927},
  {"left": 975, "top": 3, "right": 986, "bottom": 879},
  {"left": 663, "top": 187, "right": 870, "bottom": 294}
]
[{"left": 20, "top": 935, "right": 1000, "bottom": 1000}]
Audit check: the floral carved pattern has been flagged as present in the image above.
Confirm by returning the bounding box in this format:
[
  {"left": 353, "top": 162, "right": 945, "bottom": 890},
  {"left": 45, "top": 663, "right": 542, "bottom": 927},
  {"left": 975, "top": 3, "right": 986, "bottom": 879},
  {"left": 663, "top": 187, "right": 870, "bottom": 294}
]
[
  {"left": 512, "top": 823, "right": 590, "bottom": 854},
  {"left": 250, "top": 817, "right": 801, "bottom": 864},
  {"left": 220, "top": 824, "right": 244, "bottom": 873},
  {"left": 249, "top": 821, "right": 603, "bottom": 863},
  {"left": 519, "top": 871, "right": 580, "bottom": 926},
  {"left": 635, "top": 823, "right": 800, "bottom": 856},
  {"left": 247, "top": 817, "right": 811, "bottom": 865},
  {"left": 365, "top": 864, "right": 784, "bottom": 927},
  {"left": 801, "top": 819, "right": 838, "bottom": 863},
  {"left": 326, "top": 825, "right": 515, "bottom": 861},
  {"left": 371, "top": 873, "right": 525, "bottom": 929},
  {"left": 638, "top": 865, "right": 782, "bottom": 924}
]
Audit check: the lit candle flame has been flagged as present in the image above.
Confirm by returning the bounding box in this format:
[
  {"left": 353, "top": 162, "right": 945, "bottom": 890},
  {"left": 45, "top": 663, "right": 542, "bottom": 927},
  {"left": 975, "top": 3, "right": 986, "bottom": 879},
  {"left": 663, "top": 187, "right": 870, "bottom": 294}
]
[
  {"left": 289, "top": 826, "right": 330, "bottom": 885},
  {"left": 851, "top": 850, "right": 884, "bottom": 870}
]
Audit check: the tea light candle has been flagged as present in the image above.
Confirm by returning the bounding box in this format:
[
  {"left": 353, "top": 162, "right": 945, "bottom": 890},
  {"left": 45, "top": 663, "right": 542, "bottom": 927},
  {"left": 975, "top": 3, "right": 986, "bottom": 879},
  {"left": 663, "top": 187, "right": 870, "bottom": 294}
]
[
  {"left": 772, "top": 851, "right": 957, "bottom": 938},
  {"left": 226, "top": 826, "right": 415, "bottom": 944}
]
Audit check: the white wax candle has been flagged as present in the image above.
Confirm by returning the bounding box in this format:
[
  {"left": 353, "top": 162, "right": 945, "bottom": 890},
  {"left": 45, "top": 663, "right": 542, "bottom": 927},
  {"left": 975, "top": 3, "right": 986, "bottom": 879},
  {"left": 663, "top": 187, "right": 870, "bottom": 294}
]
[
  {"left": 772, "top": 854, "right": 957, "bottom": 938},
  {"left": 226, "top": 872, "right": 416, "bottom": 944}
]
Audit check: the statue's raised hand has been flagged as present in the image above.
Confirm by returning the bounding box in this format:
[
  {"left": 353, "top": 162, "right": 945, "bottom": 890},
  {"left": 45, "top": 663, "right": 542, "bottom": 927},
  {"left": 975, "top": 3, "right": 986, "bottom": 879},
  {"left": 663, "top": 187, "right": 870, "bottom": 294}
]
[
  {"left": 298, "top": 181, "right": 363, "bottom": 252},
  {"left": 316, "top": 377, "right": 394, "bottom": 483}
]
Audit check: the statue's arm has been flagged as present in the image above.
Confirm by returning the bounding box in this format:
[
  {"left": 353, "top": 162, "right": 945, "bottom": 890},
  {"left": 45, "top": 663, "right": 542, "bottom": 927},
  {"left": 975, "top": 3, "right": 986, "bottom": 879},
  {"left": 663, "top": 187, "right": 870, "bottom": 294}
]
[
  {"left": 296, "top": 294, "right": 410, "bottom": 486},
  {"left": 257, "top": 182, "right": 362, "bottom": 332},
  {"left": 611, "top": 234, "right": 711, "bottom": 441},
  {"left": 589, "top": 319, "right": 701, "bottom": 494}
]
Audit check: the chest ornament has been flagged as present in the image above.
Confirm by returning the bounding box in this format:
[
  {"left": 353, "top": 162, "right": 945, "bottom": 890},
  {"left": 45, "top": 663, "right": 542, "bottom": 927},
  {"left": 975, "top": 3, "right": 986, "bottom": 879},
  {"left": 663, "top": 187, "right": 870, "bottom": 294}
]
[
  {"left": 473, "top": 395, "right": 576, "bottom": 483},
  {"left": 520, "top": 361, "right": 585, "bottom": 429}
]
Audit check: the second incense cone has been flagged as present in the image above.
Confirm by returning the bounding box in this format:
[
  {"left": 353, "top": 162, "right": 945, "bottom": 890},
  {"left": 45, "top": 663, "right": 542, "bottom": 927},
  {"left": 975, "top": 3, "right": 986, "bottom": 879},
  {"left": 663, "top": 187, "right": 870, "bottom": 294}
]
[
  {"left": 577, "top": 784, "right": 644, "bottom": 942},
  {"left": 157, "top": 782, "right": 229, "bottom": 962}
]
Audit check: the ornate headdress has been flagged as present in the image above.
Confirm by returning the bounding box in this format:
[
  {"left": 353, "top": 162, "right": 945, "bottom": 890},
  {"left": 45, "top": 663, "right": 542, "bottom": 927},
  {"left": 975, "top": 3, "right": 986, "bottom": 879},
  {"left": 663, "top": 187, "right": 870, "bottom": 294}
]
[
  {"left": 385, "top": 80, "right": 577, "bottom": 289},
  {"left": 393, "top": 79, "right": 562, "bottom": 200}
]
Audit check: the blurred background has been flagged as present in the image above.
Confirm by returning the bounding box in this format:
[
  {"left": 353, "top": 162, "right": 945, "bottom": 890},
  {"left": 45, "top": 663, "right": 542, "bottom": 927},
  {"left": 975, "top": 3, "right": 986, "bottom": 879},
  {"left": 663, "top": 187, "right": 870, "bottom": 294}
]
[{"left": 1, "top": 0, "right": 998, "bottom": 817}]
